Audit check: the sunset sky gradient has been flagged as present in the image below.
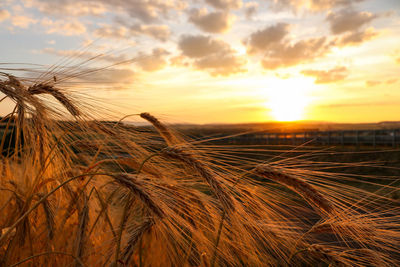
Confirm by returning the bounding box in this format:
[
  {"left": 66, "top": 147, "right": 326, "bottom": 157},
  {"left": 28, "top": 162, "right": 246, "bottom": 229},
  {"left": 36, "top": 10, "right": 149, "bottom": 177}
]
[{"left": 1, "top": 0, "right": 399, "bottom": 123}]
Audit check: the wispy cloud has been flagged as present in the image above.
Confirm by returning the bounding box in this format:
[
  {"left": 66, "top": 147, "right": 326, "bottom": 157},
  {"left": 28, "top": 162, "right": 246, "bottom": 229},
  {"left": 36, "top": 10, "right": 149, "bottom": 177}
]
[
  {"left": 205, "top": 0, "right": 242, "bottom": 10},
  {"left": 337, "top": 27, "right": 378, "bottom": 46},
  {"left": 41, "top": 18, "right": 86, "bottom": 36},
  {"left": 301, "top": 66, "right": 348, "bottom": 83},
  {"left": 11, "top": 15, "right": 37, "bottom": 28},
  {"left": 0, "top": 9, "right": 10, "bottom": 22}
]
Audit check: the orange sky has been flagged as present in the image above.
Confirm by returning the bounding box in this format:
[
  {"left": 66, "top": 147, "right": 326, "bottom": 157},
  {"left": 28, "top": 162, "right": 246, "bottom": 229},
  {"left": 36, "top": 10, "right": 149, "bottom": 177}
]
[{"left": 0, "top": 0, "right": 400, "bottom": 123}]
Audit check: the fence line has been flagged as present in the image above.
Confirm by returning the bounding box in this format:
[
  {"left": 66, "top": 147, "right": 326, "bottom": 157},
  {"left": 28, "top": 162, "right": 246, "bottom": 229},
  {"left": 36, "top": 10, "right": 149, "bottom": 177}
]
[
  {"left": 225, "top": 129, "right": 400, "bottom": 147},
  {"left": 2, "top": 122, "right": 399, "bottom": 147}
]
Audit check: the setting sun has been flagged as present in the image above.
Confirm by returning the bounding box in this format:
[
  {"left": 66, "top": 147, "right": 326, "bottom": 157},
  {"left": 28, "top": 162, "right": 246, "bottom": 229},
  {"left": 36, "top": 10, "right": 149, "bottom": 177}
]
[{"left": 266, "top": 78, "right": 313, "bottom": 121}]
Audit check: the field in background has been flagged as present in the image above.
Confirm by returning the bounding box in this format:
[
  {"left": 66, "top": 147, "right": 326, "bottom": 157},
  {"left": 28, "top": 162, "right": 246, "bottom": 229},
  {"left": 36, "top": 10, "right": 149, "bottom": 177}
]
[
  {"left": 153, "top": 122, "right": 400, "bottom": 200},
  {"left": 1, "top": 95, "right": 400, "bottom": 266}
]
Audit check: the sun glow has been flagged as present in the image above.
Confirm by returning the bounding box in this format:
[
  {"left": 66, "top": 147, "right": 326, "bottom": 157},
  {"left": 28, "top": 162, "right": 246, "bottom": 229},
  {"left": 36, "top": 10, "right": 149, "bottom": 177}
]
[{"left": 266, "top": 78, "right": 313, "bottom": 122}]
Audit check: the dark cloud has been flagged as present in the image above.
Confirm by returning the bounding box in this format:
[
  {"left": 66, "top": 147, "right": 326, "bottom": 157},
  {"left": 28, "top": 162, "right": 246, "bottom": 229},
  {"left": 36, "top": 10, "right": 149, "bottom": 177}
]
[
  {"left": 179, "top": 35, "right": 230, "bottom": 58},
  {"left": 307, "top": 0, "right": 364, "bottom": 11},
  {"left": 326, "top": 10, "right": 377, "bottom": 34},
  {"left": 267, "top": 0, "right": 364, "bottom": 12},
  {"left": 244, "top": 2, "right": 258, "bottom": 19},
  {"left": 246, "top": 23, "right": 347, "bottom": 69},
  {"left": 245, "top": 23, "right": 290, "bottom": 54},
  {"left": 23, "top": 0, "right": 107, "bottom": 17},
  {"left": 188, "top": 8, "right": 235, "bottom": 33},
  {"left": 93, "top": 25, "right": 128, "bottom": 39},
  {"left": 130, "top": 24, "right": 171, "bottom": 41},
  {"left": 205, "top": 0, "right": 242, "bottom": 10},
  {"left": 119, "top": 0, "right": 187, "bottom": 23},
  {"left": 194, "top": 51, "right": 246, "bottom": 76},
  {"left": 94, "top": 23, "right": 170, "bottom": 41},
  {"left": 301, "top": 66, "right": 348, "bottom": 83},
  {"left": 245, "top": 24, "right": 333, "bottom": 69},
  {"left": 23, "top": 0, "right": 187, "bottom": 23},
  {"left": 261, "top": 37, "right": 333, "bottom": 69},
  {"left": 325, "top": 10, "right": 381, "bottom": 47},
  {"left": 178, "top": 35, "right": 246, "bottom": 76},
  {"left": 337, "top": 28, "right": 378, "bottom": 46},
  {"left": 136, "top": 48, "right": 169, "bottom": 72}
]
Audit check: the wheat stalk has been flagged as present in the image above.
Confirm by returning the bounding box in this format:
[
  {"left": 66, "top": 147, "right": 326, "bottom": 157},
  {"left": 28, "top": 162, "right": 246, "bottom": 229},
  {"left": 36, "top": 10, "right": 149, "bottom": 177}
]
[
  {"left": 310, "top": 221, "right": 374, "bottom": 235},
  {"left": 73, "top": 193, "right": 89, "bottom": 267},
  {"left": 121, "top": 219, "right": 154, "bottom": 264},
  {"left": 307, "top": 244, "right": 349, "bottom": 267},
  {"left": 39, "top": 195, "right": 55, "bottom": 240}
]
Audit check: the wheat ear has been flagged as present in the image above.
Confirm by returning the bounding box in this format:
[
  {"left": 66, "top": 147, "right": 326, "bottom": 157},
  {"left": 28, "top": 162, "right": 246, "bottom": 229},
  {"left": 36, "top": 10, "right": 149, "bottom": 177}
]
[
  {"left": 28, "top": 83, "right": 80, "bottom": 116},
  {"left": 307, "top": 244, "right": 350, "bottom": 267},
  {"left": 254, "top": 164, "right": 334, "bottom": 215},
  {"left": 112, "top": 173, "right": 164, "bottom": 218},
  {"left": 161, "top": 146, "right": 235, "bottom": 212},
  {"left": 140, "top": 112, "right": 175, "bottom": 145}
]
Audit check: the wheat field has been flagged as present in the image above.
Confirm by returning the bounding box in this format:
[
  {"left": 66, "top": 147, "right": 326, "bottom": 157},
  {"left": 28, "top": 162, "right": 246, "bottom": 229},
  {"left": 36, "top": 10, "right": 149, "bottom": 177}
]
[{"left": 0, "top": 70, "right": 399, "bottom": 267}]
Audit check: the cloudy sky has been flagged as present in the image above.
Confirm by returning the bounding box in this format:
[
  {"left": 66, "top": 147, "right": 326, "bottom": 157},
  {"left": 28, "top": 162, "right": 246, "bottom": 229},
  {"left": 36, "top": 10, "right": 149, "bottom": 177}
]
[{"left": 1, "top": 0, "right": 400, "bottom": 123}]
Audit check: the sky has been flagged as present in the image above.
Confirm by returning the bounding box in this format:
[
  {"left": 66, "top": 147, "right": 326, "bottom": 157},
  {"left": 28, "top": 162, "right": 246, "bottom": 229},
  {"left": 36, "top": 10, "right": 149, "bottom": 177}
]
[{"left": 0, "top": 0, "right": 400, "bottom": 124}]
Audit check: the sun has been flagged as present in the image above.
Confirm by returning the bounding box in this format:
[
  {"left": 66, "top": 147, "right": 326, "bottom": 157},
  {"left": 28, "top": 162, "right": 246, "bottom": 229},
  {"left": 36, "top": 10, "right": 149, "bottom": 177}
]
[{"left": 265, "top": 77, "right": 313, "bottom": 122}]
